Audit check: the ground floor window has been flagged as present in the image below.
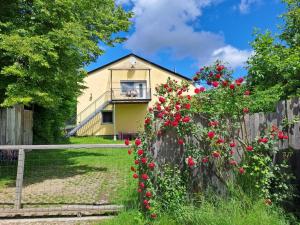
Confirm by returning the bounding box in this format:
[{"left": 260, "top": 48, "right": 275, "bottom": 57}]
[{"left": 102, "top": 111, "right": 113, "bottom": 124}]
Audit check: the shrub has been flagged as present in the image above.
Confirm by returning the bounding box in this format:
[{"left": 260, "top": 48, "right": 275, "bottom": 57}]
[{"left": 125, "top": 62, "right": 294, "bottom": 220}]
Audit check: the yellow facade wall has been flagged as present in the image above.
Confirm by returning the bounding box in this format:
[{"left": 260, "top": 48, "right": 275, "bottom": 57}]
[
  {"left": 76, "top": 56, "right": 195, "bottom": 136},
  {"left": 115, "top": 104, "right": 148, "bottom": 134}
]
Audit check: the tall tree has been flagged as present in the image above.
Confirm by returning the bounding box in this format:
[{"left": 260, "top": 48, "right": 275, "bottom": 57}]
[
  {"left": 0, "top": 0, "right": 132, "bottom": 143},
  {"left": 246, "top": 0, "right": 300, "bottom": 112}
]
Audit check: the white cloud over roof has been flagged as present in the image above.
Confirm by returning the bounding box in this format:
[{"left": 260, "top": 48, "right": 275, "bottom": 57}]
[{"left": 122, "top": 0, "right": 252, "bottom": 68}]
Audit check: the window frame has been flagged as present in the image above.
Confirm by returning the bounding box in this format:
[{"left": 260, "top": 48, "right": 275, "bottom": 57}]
[
  {"left": 120, "top": 80, "right": 147, "bottom": 94},
  {"left": 101, "top": 110, "right": 113, "bottom": 124}
]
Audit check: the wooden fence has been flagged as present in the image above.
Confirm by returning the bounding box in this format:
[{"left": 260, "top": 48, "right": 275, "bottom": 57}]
[
  {"left": 0, "top": 105, "right": 33, "bottom": 145},
  {"left": 241, "top": 97, "right": 300, "bottom": 150},
  {"left": 153, "top": 98, "right": 300, "bottom": 192}
]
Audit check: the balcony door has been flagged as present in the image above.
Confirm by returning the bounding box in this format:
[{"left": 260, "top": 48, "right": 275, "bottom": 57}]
[{"left": 120, "top": 81, "right": 147, "bottom": 99}]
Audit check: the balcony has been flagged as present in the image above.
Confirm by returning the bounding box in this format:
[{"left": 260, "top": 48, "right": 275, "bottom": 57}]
[{"left": 111, "top": 88, "right": 151, "bottom": 103}]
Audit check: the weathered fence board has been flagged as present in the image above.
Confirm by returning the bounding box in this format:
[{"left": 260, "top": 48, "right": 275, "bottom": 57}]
[
  {"left": 152, "top": 98, "right": 300, "bottom": 193},
  {"left": 241, "top": 98, "right": 300, "bottom": 150},
  {"left": 0, "top": 106, "right": 33, "bottom": 146}
]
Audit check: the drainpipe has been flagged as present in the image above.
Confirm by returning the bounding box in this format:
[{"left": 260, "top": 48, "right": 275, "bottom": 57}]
[{"left": 113, "top": 103, "right": 117, "bottom": 141}]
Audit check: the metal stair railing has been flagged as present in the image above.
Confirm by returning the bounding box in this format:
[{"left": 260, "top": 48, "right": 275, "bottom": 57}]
[{"left": 66, "top": 91, "right": 111, "bottom": 137}]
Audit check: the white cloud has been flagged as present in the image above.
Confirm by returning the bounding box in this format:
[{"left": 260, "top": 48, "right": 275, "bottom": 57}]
[
  {"left": 238, "top": 0, "right": 262, "bottom": 14},
  {"left": 116, "top": 0, "right": 131, "bottom": 5},
  {"left": 208, "top": 46, "right": 252, "bottom": 68},
  {"left": 122, "top": 0, "right": 251, "bottom": 68}
]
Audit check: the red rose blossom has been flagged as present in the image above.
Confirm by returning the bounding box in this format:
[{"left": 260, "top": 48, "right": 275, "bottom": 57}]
[
  {"left": 208, "top": 131, "right": 215, "bottom": 139},
  {"left": 216, "top": 138, "right": 224, "bottom": 144},
  {"left": 124, "top": 139, "right": 130, "bottom": 146},
  {"left": 239, "top": 167, "right": 245, "bottom": 174},
  {"left": 141, "top": 158, "right": 147, "bottom": 164},
  {"left": 137, "top": 149, "right": 144, "bottom": 156},
  {"left": 151, "top": 213, "right": 157, "bottom": 219},
  {"left": 222, "top": 80, "right": 228, "bottom": 87},
  {"left": 134, "top": 160, "right": 139, "bottom": 165},
  {"left": 278, "top": 131, "right": 284, "bottom": 139},
  {"left": 148, "top": 162, "right": 155, "bottom": 169},
  {"left": 135, "top": 138, "right": 142, "bottom": 146},
  {"left": 139, "top": 182, "right": 145, "bottom": 189},
  {"left": 133, "top": 174, "right": 138, "bottom": 179},
  {"left": 184, "top": 103, "right": 191, "bottom": 110},
  {"left": 259, "top": 138, "right": 268, "bottom": 143},
  {"left": 143, "top": 199, "right": 149, "bottom": 205},
  {"left": 216, "top": 73, "right": 221, "bottom": 79},
  {"left": 212, "top": 151, "right": 220, "bottom": 158},
  {"left": 171, "top": 120, "right": 178, "bottom": 127},
  {"left": 141, "top": 174, "right": 149, "bottom": 180},
  {"left": 128, "top": 149, "right": 132, "bottom": 155},
  {"left": 229, "top": 84, "right": 235, "bottom": 90},
  {"left": 229, "top": 160, "right": 237, "bottom": 166},
  {"left": 235, "top": 78, "right": 244, "bottom": 86},
  {"left": 202, "top": 157, "right": 209, "bottom": 163},
  {"left": 216, "top": 65, "right": 224, "bottom": 71},
  {"left": 178, "top": 139, "right": 184, "bottom": 145},
  {"left": 137, "top": 188, "right": 142, "bottom": 193},
  {"left": 246, "top": 146, "right": 253, "bottom": 151},
  {"left": 182, "top": 116, "right": 190, "bottom": 123},
  {"left": 156, "top": 104, "right": 162, "bottom": 111},
  {"left": 186, "top": 156, "right": 195, "bottom": 167},
  {"left": 229, "top": 142, "right": 236, "bottom": 148},
  {"left": 208, "top": 121, "right": 219, "bottom": 127},
  {"left": 157, "top": 112, "right": 163, "bottom": 119},
  {"left": 212, "top": 81, "right": 219, "bottom": 88},
  {"left": 244, "top": 90, "right": 251, "bottom": 95},
  {"left": 146, "top": 191, "right": 152, "bottom": 198},
  {"left": 145, "top": 117, "right": 151, "bottom": 124},
  {"left": 159, "top": 96, "right": 165, "bottom": 103},
  {"left": 243, "top": 108, "right": 249, "bottom": 113},
  {"left": 199, "top": 87, "right": 205, "bottom": 92},
  {"left": 194, "top": 88, "right": 200, "bottom": 94},
  {"left": 164, "top": 120, "right": 171, "bottom": 127}
]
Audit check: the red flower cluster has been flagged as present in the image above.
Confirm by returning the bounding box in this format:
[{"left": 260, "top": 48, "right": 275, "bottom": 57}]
[{"left": 186, "top": 156, "right": 196, "bottom": 167}]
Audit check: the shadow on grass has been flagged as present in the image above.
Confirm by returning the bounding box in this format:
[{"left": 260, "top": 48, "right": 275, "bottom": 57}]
[{"left": 0, "top": 149, "right": 113, "bottom": 188}]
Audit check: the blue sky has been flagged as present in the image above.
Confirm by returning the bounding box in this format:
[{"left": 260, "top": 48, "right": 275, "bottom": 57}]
[{"left": 86, "top": 0, "right": 285, "bottom": 79}]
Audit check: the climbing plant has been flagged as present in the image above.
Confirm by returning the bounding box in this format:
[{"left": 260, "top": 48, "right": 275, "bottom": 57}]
[{"left": 125, "top": 62, "right": 293, "bottom": 220}]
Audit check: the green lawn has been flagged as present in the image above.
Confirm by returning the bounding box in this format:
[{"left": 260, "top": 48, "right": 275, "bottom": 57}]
[
  {"left": 69, "top": 136, "right": 124, "bottom": 144},
  {"left": 0, "top": 136, "right": 135, "bottom": 209}
]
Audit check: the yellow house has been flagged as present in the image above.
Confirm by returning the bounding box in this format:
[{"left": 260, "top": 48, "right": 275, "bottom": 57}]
[{"left": 67, "top": 53, "right": 194, "bottom": 139}]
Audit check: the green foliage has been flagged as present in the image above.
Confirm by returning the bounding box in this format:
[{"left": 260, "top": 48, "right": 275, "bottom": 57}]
[
  {"left": 248, "top": 84, "right": 283, "bottom": 112},
  {"left": 99, "top": 196, "right": 292, "bottom": 225},
  {"left": 239, "top": 135, "right": 295, "bottom": 203},
  {"left": 247, "top": 0, "right": 300, "bottom": 108},
  {"left": 156, "top": 166, "right": 187, "bottom": 216},
  {"left": 0, "top": 0, "right": 132, "bottom": 143}
]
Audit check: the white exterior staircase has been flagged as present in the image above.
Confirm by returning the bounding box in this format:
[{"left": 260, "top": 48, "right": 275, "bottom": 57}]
[{"left": 66, "top": 91, "right": 111, "bottom": 137}]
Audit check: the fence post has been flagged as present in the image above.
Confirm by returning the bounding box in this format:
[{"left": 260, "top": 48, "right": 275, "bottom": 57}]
[{"left": 15, "top": 148, "right": 25, "bottom": 210}]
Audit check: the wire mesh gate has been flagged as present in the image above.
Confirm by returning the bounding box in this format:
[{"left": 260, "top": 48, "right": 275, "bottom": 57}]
[{"left": 0, "top": 144, "right": 133, "bottom": 217}]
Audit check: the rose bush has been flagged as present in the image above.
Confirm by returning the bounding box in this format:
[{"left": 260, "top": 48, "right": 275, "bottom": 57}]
[{"left": 126, "top": 62, "right": 293, "bottom": 219}]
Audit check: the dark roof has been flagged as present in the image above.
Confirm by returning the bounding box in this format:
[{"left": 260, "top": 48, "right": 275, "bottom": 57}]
[{"left": 87, "top": 53, "right": 192, "bottom": 81}]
